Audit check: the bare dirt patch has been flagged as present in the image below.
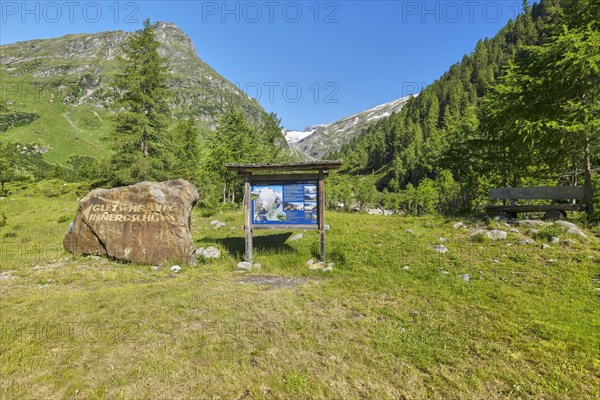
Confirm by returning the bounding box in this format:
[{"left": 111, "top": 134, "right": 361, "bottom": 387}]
[{"left": 238, "top": 275, "right": 317, "bottom": 289}]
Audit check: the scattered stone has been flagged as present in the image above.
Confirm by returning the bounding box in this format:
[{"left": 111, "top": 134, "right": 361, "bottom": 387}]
[
  {"left": 494, "top": 215, "right": 509, "bottom": 223},
  {"left": 453, "top": 222, "right": 466, "bottom": 229},
  {"left": 510, "top": 228, "right": 520, "bottom": 234},
  {"left": 470, "top": 229, "right": 487, "bottom": 239},
  {"left": 289, "top": 233, "right": 303, "bottom": 241},
  {"left": 550, "top": 237, "right": 560, "bottom": 244},
  {"left": 237, "top": 261, "right": 253, "bottom": 271},
  {"left": 431, "top": 244, "right": 448, "bottom": 254},
  {"left": 0, "top": 271, "right": 15, "bottom": 280},
  {"left": 595, "top": 288, "right": 600, "bottom": 292},
  {"left": 518, "top": 219, "right": 552, "bottom": 227},
  {"left": 487, "top": 230, "right": 507, "bottom": 240},
  {"left": 530, "top": 229, "right": 538, "bottom": 235},
  {"left": 63, "top": 179, "right": 199, "bottom": 265},
  {"left": 322, "top": 263, "right": 334, "bottom": 272},
  {"left": 252, "top": 263, "right": 262, "bottom": 270},
  {"left": 402, "top": 266, "right": 410, "bottom": 271},
  {"left": 199, "top": 246, "right": 221, "bottom": 259},
  {"left": 541, "top": 244, "right": 551, "bottom": 250},
  {"left": 151, "top": 266, "right": 160, "bottom": 271},
  {"left": 210, "top": 220, "right": 226, "bottom": 229},
  {"left": 562, "top": 239, "right": 574, "bottom": 245},
  {"left": 306, "top": 259, "right": 315, "bottom": 266},
  {"left": 459, "top": 274, "right": 471, "bottom": 282},
  {"left": 548, "top": 259, "right": 557, "bottom": 263},
  {"left": 492, "top": 259, "right": 499, "bottom": 263},
  {"left": 367, "top": 208, "right": 384, "bottom": 215},
  {"left": 405, "top": 229, "right": 413, "bottom": 234},
  {"left": 566, "top": 227, "right": 588, "bottom": 239},
  {"left": 518, "top": 238, "right": 537, "bottom": 245},
  {"left": 556, "top": 220, "right": 577, "bottom": 229},
  {"left": 440, "top": 271, "right": 450, "bottom": 275},
  {"left": 439, "top": 237, "right": 448, "bottom": 243},
  {"left": 170, "top": 265, "right": 182, "bottom": 273},
  {"left": 501, "top": 253, "right": 508, "bottom": 257}
]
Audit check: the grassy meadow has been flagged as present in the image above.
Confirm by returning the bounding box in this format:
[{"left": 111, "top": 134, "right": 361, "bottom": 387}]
[{"left": 0, "top": 185, "right": 599, "bottom": 399}]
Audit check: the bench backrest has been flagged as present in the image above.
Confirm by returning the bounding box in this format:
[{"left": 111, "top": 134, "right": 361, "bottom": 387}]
[{"left": 489, "top": 186, "right": 585, "bottom": 200}]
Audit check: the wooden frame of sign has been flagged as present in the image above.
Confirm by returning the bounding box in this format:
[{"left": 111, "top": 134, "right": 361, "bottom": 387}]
[{"left": 226, "top": 161, "right": 342, "bottom": 263}]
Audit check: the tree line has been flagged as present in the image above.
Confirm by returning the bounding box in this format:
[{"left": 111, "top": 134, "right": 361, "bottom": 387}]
[{"left": 328, "top": 0, "right": 599, "bottom": 217}]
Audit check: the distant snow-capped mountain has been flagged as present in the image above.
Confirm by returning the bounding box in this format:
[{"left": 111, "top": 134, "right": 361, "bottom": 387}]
[{"left": 287, "top": 95, "right": 414, "bottom": 159}]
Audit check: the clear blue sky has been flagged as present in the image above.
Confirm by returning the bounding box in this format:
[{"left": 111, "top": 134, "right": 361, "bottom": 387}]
[{"left": 0, "top": 1, "right": 527, "bottom": 130}]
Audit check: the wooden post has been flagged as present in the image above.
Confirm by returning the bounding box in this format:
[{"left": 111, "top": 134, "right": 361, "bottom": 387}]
[
  {"left": 584, "top": 138, "right": 594, "bottom": 217},
  {"left": 244, "top": 173, "right": 253, "bottom": 262},
  {"left": 318, "top": 170, "right": 326, "bottom": 263}
]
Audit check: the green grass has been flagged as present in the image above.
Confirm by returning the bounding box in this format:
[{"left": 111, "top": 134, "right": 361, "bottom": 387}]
[
  {"left": 1, "top": 187, "right": 599, "bottom": 399},
  {"left": 0, "top": 73, "right": 111, "bottom": 164}
]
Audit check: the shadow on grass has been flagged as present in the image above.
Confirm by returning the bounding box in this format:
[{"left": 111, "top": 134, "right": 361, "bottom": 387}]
[{"left": 211, "top": 233, "right": 296, "bottom": 259}]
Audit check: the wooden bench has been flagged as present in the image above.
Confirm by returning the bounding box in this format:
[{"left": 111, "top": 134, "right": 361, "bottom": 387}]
[{"left": 486, "top": 186, "right": 589, "bottom": 219}]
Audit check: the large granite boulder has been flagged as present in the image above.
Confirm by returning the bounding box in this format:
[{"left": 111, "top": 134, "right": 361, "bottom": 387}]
[{"left": 64, "top": 179, "right": 199, "bottom": 265}]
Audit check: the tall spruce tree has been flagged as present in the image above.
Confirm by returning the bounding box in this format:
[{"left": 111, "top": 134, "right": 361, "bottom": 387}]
[
  {"left": 480, "top": 0, "right": 600, "bottom": 214},
  {"left": 108, "top": 19, "right": 174, "bottom": 185}
]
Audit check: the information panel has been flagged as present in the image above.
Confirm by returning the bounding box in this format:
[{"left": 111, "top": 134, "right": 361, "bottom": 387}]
[{"left": 251, "top": 180, "right": 318, "bottom": 226}]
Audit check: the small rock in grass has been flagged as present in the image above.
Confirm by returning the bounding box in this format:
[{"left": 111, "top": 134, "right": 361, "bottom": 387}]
[
  {"left": 530, "top": 229, "right": 538, "bottom": 235},
  {"left": 405, "top": 229, "right": 413, "bottom": 234},
  {"left": 566, "top": 227, "right": 588, "bottom": 239},
  {"left": 237, "top": 261, "right": 252, "bottom": 271},
  {"left": 307, "top": 259, "right": 315, "bottom": 266},
  {"left": 459, "top": 274, "right": 471, "bottom": 282},
  {"left": 453, "top": 222, "right": 466, "bottom": 229},
  {"left": 518, "top": 238, "right": 536, "bottom": 245},
  {"left": 510, "top": 228, "right": 520, "bottom": 234},
  {"left": 550, "top": 237, "right": 560, "bottom": 244},
  {"left": 541, "top": 244, "right": 551, "bottom": 250},
  {"left": 289, "top": 233, "right": 303, "bottom": 241},
  {"left": 562, "top": 239, "right": 574, "bottom": 245},
  {"left": 170, "top": 265, "right": 182, "bottom": 273},
  {"left": 595, "top": 288, "right": 600, "bottom": 292},
  {"left": 439, "top": 237, "right": 448, "bottom": 243},
  {"left": 441, "top": 271, "right": 450, "bottom": 275},
  {"left": 402, "top": 266, "right": 410, "bottom": 271},
  {"left": 470, "top": 230, "right": 487, "bottom": 239},
  {"left": 151, "top": 265, "right": 160, "bottom": 271},
  {"left": 431, "top": 244, "right": 448, "bottom": 254},
  {"left": 548, "top": 259, "right": 557, "bottom": 263},
  {"left": 210, "top": 220, "right": 226, "bottom": 229},
  {"left": 518, "top": 219, "right": 552, "bottom": 227},
  {"left": 556, "top": 220, "right": 577, "bottom": 229},
  {"left": 202, "top": 246, "right": 221, "bottom": 259},
  {"left": 494, "top": 215, "right": 509, "bottom": 223},
  {"left": 322, "top": 263, "right": 334, "bottom": 272},
  {"left": 487, "top": 230, "right": 507, "bottom": 240}
]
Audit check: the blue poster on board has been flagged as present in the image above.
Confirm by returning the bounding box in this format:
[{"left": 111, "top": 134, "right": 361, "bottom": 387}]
[{"left": 251, "top": 180, "right": 318, "bottom": 226}]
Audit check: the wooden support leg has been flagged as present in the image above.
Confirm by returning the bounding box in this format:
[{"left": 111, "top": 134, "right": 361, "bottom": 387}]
[
  {"left": 318, "top": 171, "right": 326, "bottom": 263},
  {"left": 244, "top": 173, "right": 253, "bottom": 262}
]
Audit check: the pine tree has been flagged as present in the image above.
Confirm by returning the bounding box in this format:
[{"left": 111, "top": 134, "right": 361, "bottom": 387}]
[
  {"left": 480, "top": 1, "right": 600, "bottom": 214},
  {"left": 173, "top": 117, "right": 201, "bottom": 182},
  {"left": 108, "top": 19, "right": 174, "bottom": 185}
]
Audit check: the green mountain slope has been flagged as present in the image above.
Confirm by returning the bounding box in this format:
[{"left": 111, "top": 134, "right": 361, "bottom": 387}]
[
  {"left": 331, "top": 1, "right": 555, "bottom": 198},
  {"left": 0, "top": 22, "right": 277, "bottom": 164}
]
